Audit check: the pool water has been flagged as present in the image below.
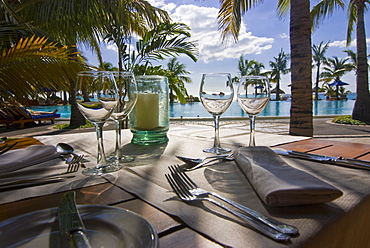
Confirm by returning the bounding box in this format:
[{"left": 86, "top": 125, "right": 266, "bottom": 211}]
[{"left": 29, "top": 100, "right": 355, "bottom": 119}]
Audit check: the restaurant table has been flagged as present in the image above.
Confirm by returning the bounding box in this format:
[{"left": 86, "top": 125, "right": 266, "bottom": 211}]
[{"left": 1, "top": 125, "right": 370, "bottom": 248}]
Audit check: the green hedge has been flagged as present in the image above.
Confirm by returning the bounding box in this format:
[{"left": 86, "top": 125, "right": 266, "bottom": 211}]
[{"left": 332, "top": 115, "right": 369, "bottom": 125}]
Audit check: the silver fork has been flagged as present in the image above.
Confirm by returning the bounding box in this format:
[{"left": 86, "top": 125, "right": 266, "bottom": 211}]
[
  {"left": 0, "top": 158, "right": 81, "bottom": 191},
  {"left": 180, "top": 154, "right": 234, "bottom": 171},
  {"left": 165, "top": 172, "right": 290, "bottom": 242},
  {"left": 169, "top": 165, "right": 299, "bottom": 236},
  {"left": 66, "top": 155, "right": 84, "bottom": 172}
]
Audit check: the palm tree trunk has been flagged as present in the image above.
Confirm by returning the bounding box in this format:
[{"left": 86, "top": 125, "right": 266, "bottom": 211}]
[
  {"left": 289, "top": 0, "right": 313, "bottom": 136},
  {"left": 352, "top": 0, "right": 370, "bottom": 122},
  {"left": 315, "top": 62, "right": 320, "bottom": 100},
  {"left": 68, "top": 45, "right": 86, "bottom": 127}
]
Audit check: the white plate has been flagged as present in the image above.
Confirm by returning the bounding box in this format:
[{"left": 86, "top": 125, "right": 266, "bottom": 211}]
[{"left": 0, "top": 205, "right": 158, "bottom": 248}]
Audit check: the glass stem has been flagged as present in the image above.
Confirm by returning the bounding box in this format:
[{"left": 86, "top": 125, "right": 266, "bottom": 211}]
[
  {"left": 94, "top": 122, "right": 107, "bottom": 166},
  {"left": 249, "top": 115, "right": 256, "bottom": 146},
  {"left": 114, "top": 120, "right": 122, "bottom": 158},
  {"left": 213, "top": 115, "right": 221, "bottom": 150}
]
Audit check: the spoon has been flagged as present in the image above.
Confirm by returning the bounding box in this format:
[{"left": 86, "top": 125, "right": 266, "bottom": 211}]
[
  {"left": 56, "top": 143, "right": 81, "bottom": 164},
  {"left": 56, "top": 143, "right": 78, "bottom": 156}
]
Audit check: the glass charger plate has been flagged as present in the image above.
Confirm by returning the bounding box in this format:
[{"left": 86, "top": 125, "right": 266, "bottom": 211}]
[{"left": 0, "top": 205, "right": 158, "bottom": 248}]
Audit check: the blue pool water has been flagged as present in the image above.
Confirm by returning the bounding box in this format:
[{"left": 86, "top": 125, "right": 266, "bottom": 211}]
[{"left": 29, "top": 99, "right": 356, "bottom": 119}]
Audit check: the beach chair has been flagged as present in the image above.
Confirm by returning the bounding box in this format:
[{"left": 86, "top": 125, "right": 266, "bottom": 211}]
[{"left": 0, "top": 106, "right": 60, "bottom": 128}]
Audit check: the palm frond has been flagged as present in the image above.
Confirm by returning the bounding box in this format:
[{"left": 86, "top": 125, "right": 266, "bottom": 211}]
[
  {"left": 218, "top": 0, "right": 263, "bottom": 42},
  {"left": 0, "top": 35, "right": 86, "bottom": 103},
  {"left": 311, "top": 0, "right": 345, "bottom": 31}
]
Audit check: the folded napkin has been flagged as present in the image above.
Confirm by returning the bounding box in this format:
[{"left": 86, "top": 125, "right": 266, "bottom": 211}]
[
  {"left": 0, "top": 145, "right": 59, "bottom": 173},
  {"left": 234, "top": 146, "right": 343, "bottom": 206}
]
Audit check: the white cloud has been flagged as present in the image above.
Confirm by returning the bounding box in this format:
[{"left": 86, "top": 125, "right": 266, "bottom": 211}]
[
  {"left": 329, "top": 40, "right": 355, "bottom": 48},
  {"left": 106, "top": 44, "right": 118, "bottom": 52},
  {"left": 169, "top": 4, "right": 274, "bottom": 63},
  {"left": 147, "top": 0, "right": 176, "bottom": 12}
]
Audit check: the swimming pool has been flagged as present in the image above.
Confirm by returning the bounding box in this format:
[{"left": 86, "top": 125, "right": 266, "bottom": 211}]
[{"left": 29, "top": 100, "right": 355, "bottom": 119}]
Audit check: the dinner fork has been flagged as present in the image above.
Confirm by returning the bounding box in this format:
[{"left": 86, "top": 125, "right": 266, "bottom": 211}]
[
  {"left": 169, "top": 165, "right": 299, "bottom": 236},
  {"left": 0, "top": 159, "right": 81, "bottom": 191},
  {"left": 165, "top": 172, "right": 290, "bottom": 241},
  {"left": 180, "top": 154, "right": 234, "bottom": 171}
]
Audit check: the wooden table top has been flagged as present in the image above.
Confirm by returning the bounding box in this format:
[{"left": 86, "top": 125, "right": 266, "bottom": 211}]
[{"left": 1, "top": 136, "right": 370, "bottom": 247}]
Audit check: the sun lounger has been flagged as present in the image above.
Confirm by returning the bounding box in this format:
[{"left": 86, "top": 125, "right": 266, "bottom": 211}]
[{"left": 0, "top": 107, "right": 60, "bottom": 128}]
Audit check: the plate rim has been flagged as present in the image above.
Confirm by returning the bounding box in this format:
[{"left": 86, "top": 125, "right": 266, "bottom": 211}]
[{"left": 0, "top": 204, "right": 158, "bottom": 248}]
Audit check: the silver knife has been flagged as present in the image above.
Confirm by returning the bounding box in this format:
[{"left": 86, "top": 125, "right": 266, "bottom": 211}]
[
  {"left": 273, "top": 148, "right": 370, "bottom": 170},
  {"left": 58, "top": 191, "right": 92, "bottom": 248}
]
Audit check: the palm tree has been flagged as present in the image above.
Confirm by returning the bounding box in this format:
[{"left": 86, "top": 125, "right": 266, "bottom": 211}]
[
  {"left": 0, "top": 2, "right": 86, "bottom": 107},
  {"left": 269, "top": 49, "right": 290, "bottom": 101},
  {"left": 165, "top": 57, "right": 192, "bottom": 104},
  {"left": 321, "top": 56, "right": 355, "bottom": 98},
  {"left": 217, "top": 0, "right": 314, "bottom": 136},
  {"left": 312, "top": 41, "right": 329, "bottom": 100},
  {"left": 18, "top": 0, "right": 172, "bottom": 127},
  {"left": 101, "top": 1, "right": 171, "bottom": 72},
  {"left": 347, "top": 1, "right": 370, "bottom": 122},
  {"left": 125, "top": 22, "right": 198, "bottom": 71},
  {"left": 312, "top": 0, "right": 370, "bottom": 123},
  {"left": 238, "top": 56, "right": 265, "bottom": 76}
]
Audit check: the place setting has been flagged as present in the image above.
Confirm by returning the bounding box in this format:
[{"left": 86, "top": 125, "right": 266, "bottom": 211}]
[{"left": 1, "top": 69, "right": 370, "bottom": 248}]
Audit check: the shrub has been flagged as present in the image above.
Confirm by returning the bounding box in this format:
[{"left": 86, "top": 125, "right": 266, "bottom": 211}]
[{"left": 332, "top": 115, "right": 369, "bottom": 125}]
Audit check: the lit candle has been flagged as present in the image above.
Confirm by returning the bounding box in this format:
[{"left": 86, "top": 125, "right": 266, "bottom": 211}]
[{"left": 135, "top": 93, "right": 159, "bottom": 130}]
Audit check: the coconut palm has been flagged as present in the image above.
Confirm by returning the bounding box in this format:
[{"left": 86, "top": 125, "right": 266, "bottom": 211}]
[
  {"left": 165, "top": 57, "right": 192, "bottom": 104},
  {"left": 312, "top": 0, "right": 370, "bottom": 123},
  {"left": 217, "top": 0, "right": 314, "bottom": 136},
  {"left": 312, "top": 41, "right": 329, "bottom": 100},
  {"left": 18, "top": 0, "right": 172, "bottom": 126},
  {"left": 269, "top": 49, "right": 290, "bottom": 101},
  {"left": 321, "top": 56, "right": 355, "bottom": 83},
  {"left": 320, "top": 56, "right": 355, "bottom": 98},
  {"left": 0, "top": 2, "right": 86, "bottom": 107},
  {"left": 238, "top": 56, "right": 265, "bottom": 76},
  {"left": 125, "top": 22, "right": 198, "bottom": 71}
]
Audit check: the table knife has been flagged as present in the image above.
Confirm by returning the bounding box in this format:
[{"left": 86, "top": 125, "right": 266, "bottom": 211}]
[
  {"left": 58, "top": 191, "right": 92, "bottom": 248},
  {"left": 273, "top": 148, "right": 370, "bottom": 170}
]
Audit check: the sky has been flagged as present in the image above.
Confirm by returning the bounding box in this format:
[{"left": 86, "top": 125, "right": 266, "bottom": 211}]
[{"left": 82, "top": 0, "right": 370, "bottom": 96}]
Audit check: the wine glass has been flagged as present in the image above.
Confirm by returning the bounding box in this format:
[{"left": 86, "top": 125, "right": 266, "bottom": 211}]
[
  {"left": 199, "top": 73, "right": 234, "bottom": 154},
  {"left": 76, "top": 71, "right": 120, "bottom": 176},
  {"left": 236, "top": 76, "right": 270, "bottom": 146},
  {"left": 108, "top": 71, "right": 138, "bottom": 163}
]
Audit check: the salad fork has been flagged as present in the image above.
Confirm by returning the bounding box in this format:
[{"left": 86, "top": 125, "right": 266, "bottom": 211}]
[
  {"left": 168, "top": 165, "right": 299, "bottom": 236},
  {"left": 165, "top": 172, "right": 290, "bottom": 242}
]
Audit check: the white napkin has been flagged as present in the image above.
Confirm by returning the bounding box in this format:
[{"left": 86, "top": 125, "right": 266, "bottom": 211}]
[
  {"left": 234, "top": 146, "right": 343, "bottom": 206},
  {"left": 0, "top": 145, "right": 59, "bottom": 173}
]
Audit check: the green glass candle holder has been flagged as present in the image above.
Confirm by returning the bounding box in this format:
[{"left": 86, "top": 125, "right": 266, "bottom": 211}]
[{"left": 129, "top": 75, "right": 169, "bottom": 145}]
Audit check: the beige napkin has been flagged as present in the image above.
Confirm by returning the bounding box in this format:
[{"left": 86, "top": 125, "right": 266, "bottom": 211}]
[
  {"left": 234, "top": 146, "right": 343, "bottom": 206},
  {"left": 0, "top": 145, "right": 59, "bottom": 173}
]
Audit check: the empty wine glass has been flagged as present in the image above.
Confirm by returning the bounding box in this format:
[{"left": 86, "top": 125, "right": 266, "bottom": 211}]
[
  {"left": 109, "top": 71, "right": 138, "bottom": 163},
  {"left": 76, "top": 71, "right": 119, "bottom": 176},
  {"left": 199, "top": 73, "right": 234, "bottom": 154},
  {"left": 236, "top": 76, "right": 270, "bottom": 146}
]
